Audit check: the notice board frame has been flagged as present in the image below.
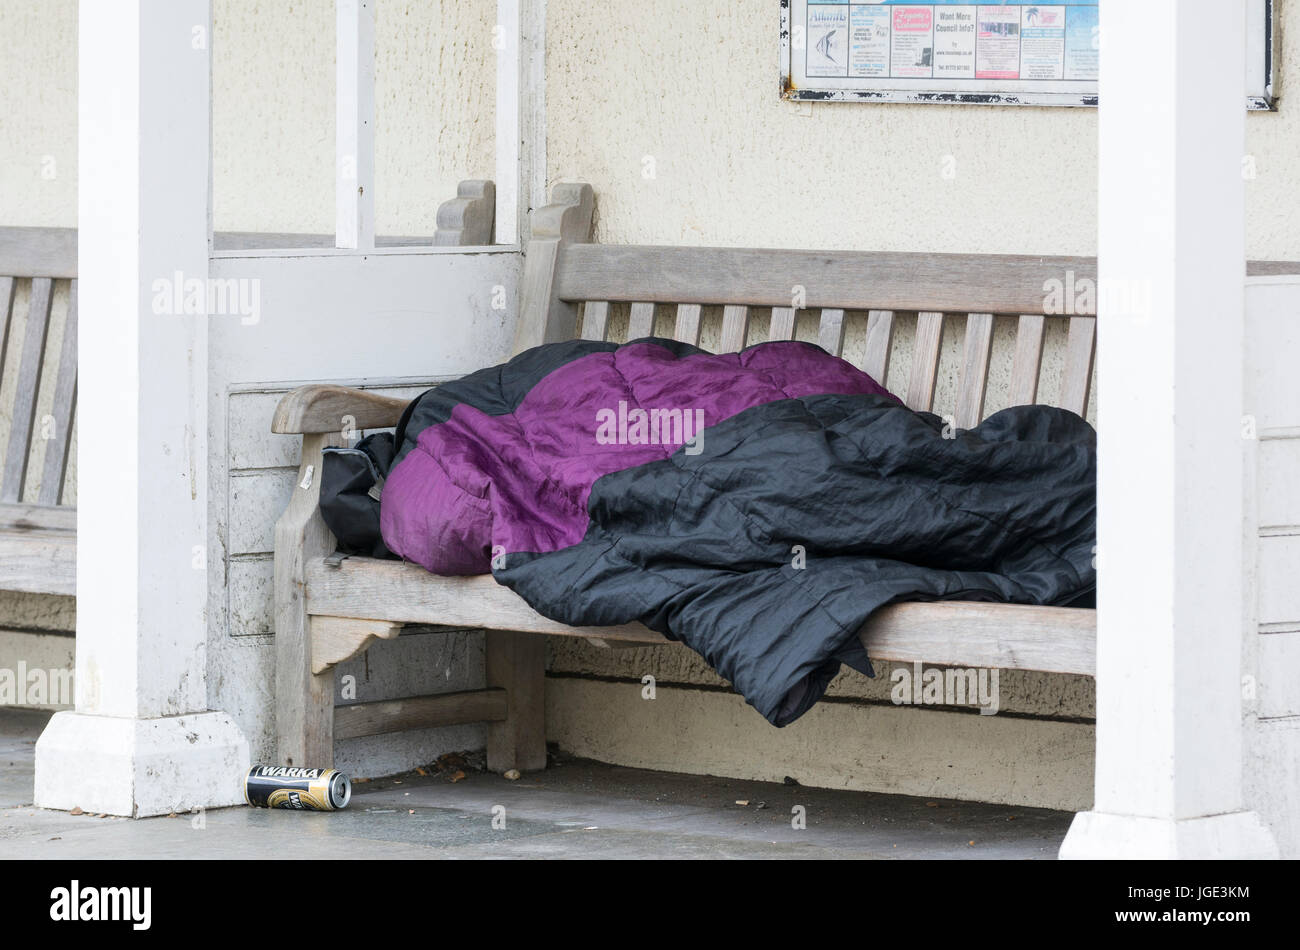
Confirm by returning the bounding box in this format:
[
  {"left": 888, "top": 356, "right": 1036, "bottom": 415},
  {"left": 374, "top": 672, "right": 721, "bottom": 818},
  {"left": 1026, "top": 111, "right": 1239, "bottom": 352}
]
[{"left": 779, "top": 0, "right": 1275, "bottom": 110}]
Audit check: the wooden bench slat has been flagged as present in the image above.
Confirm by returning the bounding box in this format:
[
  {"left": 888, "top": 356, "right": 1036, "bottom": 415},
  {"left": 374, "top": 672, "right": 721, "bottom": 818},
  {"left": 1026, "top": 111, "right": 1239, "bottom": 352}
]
[
  {"left": 580, "top": 300, "right": 609, "bottom": 341},
  {"left": 39, "top": 280, "right": 77, "bottom": 506},
  {"left": 627, "top": 301, "right": 656, "bottom": 339},
  {"left": 555, "top": 244, "right": 1099, "bottom": 315},
  {"left": 860, "top": 600, "right": 1095, "bottom": 676},
  {"left": 768, "top": 306, "right": 796, "bottom": 341},
  {"left": 303, "top": 556, "right": 1095, "bottom": 675},
  {"left": 1060, "top": 315, "right": 1097, "bottom": 417},
  {"left": 817, "top": 308, "right": 846, "bottom": 357},
  {"left": 2, "top": 278, "right": 54, "bottom": 504},
  {"left": 673, "top": 303, "right": 702, "bottom": 345},
  {"left": 334, "top": 689, "right": 508, "bottom": 741},
  {"left": 0, "top": 277, "right": 14, "bottom": 381},
  {"left": 719, "top": 305, "right": 749, "bottom": 352},
  {"left": 905, "top": 311, "right": 944, "bottom": 413},
  {"left": 862, "top": 309, "right": 895, "bottom": 385},
  {"left": 1008, "top": 314, "right": 1046, "bottom": 406},
  {"left": 955, "top": 312, "right": 994, "bottom": 429},
  {"left": 0, "top": 227, "right": 78, "bottom": 279},
  {"left": 0, "top": 502, "right": 75, "bottom": 596}
]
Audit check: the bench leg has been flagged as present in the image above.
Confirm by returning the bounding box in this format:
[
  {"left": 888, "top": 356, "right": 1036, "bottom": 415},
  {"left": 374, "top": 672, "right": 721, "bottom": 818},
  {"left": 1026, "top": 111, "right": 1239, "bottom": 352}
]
[
  {"left": 274, "top": 432, "right": 341, "bottom": 768},
  {"left": 485, "top": 630, "right": 547, "bottom": 773}
]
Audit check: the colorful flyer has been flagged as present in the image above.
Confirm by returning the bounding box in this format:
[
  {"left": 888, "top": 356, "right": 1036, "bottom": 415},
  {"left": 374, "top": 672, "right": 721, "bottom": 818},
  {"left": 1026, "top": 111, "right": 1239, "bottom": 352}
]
[
  {"left": 974, "top": 5, "right": 1020, "bottom": 80},
  {"left": 1063, "top": 5, "right": 1100, "bottom": 81},
  {"left": 849, "top": 5, "right": 891, "bottom": 79},
  {"left": 932, "top": 5, "right": 977, "bottom": 80},
  {"left": 806, "top": 3, "right": 849, "bottom": 78},
  {"left": 1020, "top": 5, "right": 1067, "bottom": 80},
  {"left": 890, "top": 6, "right": 935, "bottom": 79}
]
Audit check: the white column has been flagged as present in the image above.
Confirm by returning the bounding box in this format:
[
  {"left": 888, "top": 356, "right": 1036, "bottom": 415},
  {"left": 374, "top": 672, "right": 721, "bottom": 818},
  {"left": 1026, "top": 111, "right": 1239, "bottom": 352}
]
[
  {"left": 336, "top": 0, "right": 375, "bottom": 250},
  {"left": 35, "top": 0, "right": 248, "bottom": 818},
  {"left": 1060, "top": 0, "right": 1275, "bottom": 858}
]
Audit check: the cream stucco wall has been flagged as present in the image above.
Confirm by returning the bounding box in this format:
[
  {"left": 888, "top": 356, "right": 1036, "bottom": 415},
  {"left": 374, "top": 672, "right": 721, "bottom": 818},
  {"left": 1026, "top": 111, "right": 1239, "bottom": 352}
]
[{"left": 1, "top": 0, "right": 1296, "bottom": 807}]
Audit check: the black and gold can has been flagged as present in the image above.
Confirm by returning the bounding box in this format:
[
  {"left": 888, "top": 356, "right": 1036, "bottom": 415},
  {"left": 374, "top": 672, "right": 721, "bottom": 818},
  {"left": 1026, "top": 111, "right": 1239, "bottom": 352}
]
[{"left": 244, "top": 765, "right": 352, "bottom": 811}]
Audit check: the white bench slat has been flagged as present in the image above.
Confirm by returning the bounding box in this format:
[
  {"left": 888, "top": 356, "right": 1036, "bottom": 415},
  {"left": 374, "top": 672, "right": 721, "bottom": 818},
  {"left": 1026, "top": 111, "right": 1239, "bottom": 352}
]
[
  {"left": 955, "top": 312, "right": 994, "bottom": 429},
  {"left": 1060, "top": 315, "right": 1097, "bottom": 417},
  {"left": 817, "top": 308, "right": 846, "bottom": 357},
  {"left": 719, "top": 305, "right": 749, "bottom": 352},
  {"left": 628, "top": 301, "right": 655, "bottom": 339},
  {"left": 905, "top": 311, "right": 944, "bottom": 413},
  {"left": 673, "top": 303, "right": 702, "bottom": 344},
  {"left": 304, "top": 556, "right": 1095, "bottom": 675},
  {"left": 38, "top": 279, "right": 77, "bottom": 506},
  {"left": 862, "top": 309, "right": 895, "bottom": 385},
  {"left": 1009, "top": 314, "right": 1046, "bottom": 406},
  {"left": 768, "top": 306, "right": 796, "bottom": 341},
  {"left": 2, "top": 277, "right": 54, "bottom": 504},
  {"left": 580, "top": 300, "right": 609, "bottom": 341}
]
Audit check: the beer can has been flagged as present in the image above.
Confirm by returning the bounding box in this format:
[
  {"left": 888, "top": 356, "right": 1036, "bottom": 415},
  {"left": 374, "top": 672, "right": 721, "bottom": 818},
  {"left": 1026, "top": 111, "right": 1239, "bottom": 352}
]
[{"left": 244, "top": 765, "right": 352, "bottom": 811}]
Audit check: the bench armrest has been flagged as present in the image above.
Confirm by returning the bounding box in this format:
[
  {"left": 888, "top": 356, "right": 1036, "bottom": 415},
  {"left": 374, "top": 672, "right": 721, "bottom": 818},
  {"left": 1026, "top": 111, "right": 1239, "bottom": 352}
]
[{"left": 272, "top": 385, "right": 408, "bottom": 435}]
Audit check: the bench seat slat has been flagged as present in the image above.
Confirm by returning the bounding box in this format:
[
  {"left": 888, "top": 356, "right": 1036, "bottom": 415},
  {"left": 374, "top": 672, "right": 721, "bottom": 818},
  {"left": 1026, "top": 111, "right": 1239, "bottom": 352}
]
[
  {"left": 1060, "top": 315, "right": 1097, "bottom": 417},
  {"left": 580, "top": 300, "right": 609, "bottom": 341},
  {"left": 0, "top": 277, "right": 14, "bottom": 379},
  {"left": 2, "top": 277, "right": 55, "bottom": 504},
  {"left": 768, "top": 306, "right": 796, "bottom": 341},
  {"left": 905, "top": 311, "right": 944, "bottom": 413},
  {"left": 1009, "top": 314, "right": 1046, "bottom": 406},
  {"left": 39, "top": 280, "right": 77, "bottom": 506},
  {"left": 817, "top": 308, "right": 846, "bottom": 357},
  {"left": 719, "top": 305, "right": 749, "bottom": 352},
  {"left": 628, "top": 302, "right": 655, "bottom": 339},
  {"left": 304, "top": 556, "right": 1095, "bottom": 676},
  {"left": 955, "top": 312, "right": 994, "bottom": 429},
  {"left": 862, "top": 310, "right": 895, "bottom": 385},
  {"left": 673, "top": 303, "right": 702, "bottom": 344},
  {"left": 0, "top": 503, "right": 76, "bottom": 596}
]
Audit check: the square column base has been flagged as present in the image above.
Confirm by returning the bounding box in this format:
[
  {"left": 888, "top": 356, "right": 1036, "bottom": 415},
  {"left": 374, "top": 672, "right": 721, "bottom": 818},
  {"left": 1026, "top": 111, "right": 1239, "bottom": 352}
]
[
  {"left": 1060, "top": 809, "right": 1278, "bottom": 859},
  {"left": 35, "top": 710, "right": 249, "bottom": 817}
]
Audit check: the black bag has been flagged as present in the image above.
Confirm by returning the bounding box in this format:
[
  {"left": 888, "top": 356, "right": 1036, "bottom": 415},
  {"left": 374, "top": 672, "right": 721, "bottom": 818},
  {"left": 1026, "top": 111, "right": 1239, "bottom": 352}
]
[{"left": 319, "top": 432, "right": 396, "bottom": 559}]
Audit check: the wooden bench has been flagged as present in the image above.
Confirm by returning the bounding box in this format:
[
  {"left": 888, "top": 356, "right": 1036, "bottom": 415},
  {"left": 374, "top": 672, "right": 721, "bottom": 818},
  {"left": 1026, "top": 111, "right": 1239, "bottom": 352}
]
[
  {"left": 272, "top": 181, "right": 1105, "bottom": 771},
  {"left": 0, "top": 227, "right": 77, "bottom": 598}
]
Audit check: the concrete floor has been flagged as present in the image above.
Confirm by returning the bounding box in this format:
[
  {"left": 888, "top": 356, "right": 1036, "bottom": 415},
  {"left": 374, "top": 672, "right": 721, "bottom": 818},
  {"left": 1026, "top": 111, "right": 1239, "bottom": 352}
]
[{"left": 0, "top": 710, "right": 1070, "bottom": 858}]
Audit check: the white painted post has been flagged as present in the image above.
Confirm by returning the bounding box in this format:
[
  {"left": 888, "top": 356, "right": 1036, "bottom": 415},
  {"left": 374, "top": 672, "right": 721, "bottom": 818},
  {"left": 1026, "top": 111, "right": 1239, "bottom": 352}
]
[
  {"left": 336, "top": 0, "right": 376, "bottom": 250},
  {"left": 34, "top": 0, "right": 248, "bottom": 818},
  {"left": 495, "top": 0, "right": 546, "bottom": 246},
  {"left": 1060, "top": 0, "right": 1276, "bottom": 858},
  {"left": 495, "top": 0, "right": 521, "bottom": 246}
]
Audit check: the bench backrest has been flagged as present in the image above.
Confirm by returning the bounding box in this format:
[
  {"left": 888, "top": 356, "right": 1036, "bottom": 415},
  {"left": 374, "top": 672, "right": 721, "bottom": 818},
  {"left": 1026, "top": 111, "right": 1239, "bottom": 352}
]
[
  {"left": 514, "top": 183, "right": 1097, "bottom": 426},
  {"left": 0, "top": 227, "right": 78, "bottom": 509}
]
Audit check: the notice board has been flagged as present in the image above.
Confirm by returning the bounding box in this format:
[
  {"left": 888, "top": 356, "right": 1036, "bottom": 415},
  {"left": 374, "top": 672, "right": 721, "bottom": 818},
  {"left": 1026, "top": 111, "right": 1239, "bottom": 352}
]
[{"left": 781, "top": 1, "right": 1274, "bottom": 109}]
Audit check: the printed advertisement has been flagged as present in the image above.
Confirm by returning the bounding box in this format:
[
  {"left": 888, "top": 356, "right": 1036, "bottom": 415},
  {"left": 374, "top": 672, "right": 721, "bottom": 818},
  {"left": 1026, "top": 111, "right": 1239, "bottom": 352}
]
[
  {"left": 806, "top": 3, "right": 849, "bottom": 77},
  {"left": 1020, "top": 5, "right": 1067, "bottom": 80},
  {"left": 849, "top": 5, "right": 891, "bottom": 78},
  {"left": 932, "top": 4, "right": 977, "bottom": 80},
  {"left": 975, "top": 5, "right": 1020, "bottom": 80},
  {"left": 1063, "top": 4, "right": 1100, "bottom": 81},
  {"left": 889, "top": 6, "right": 935, "bottom": 79}
]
